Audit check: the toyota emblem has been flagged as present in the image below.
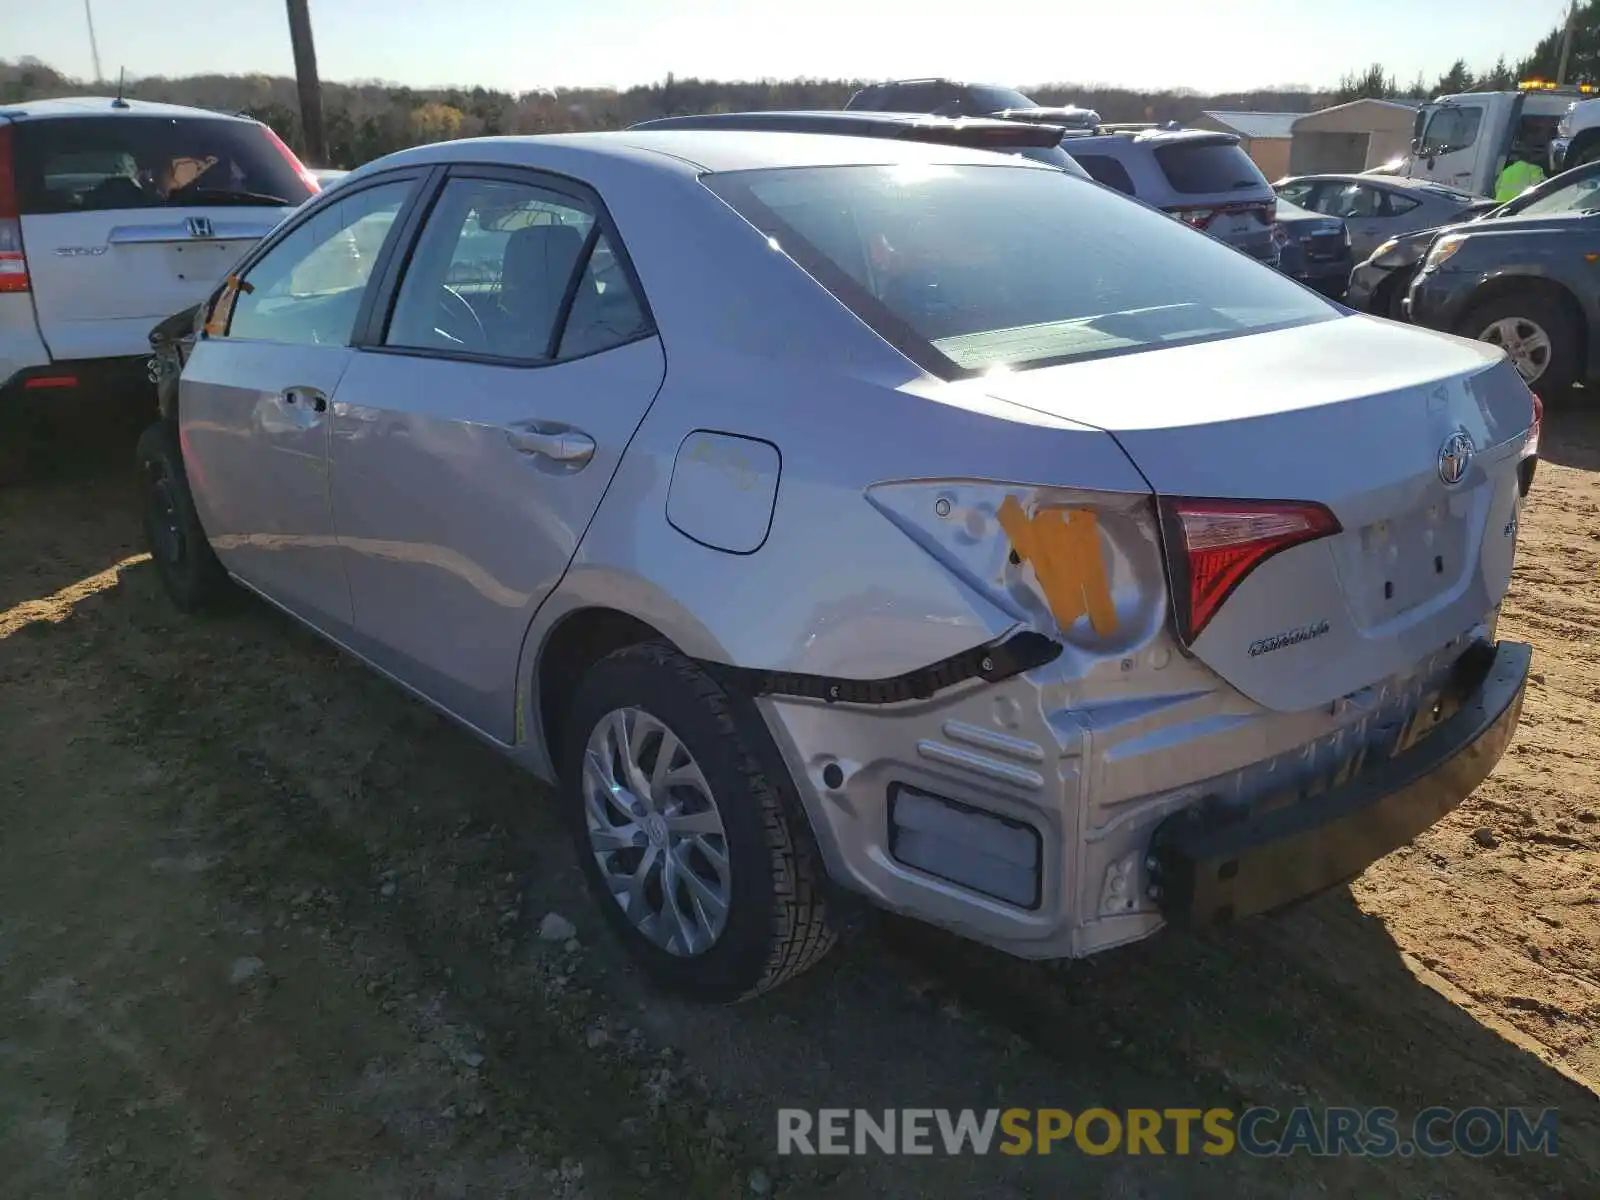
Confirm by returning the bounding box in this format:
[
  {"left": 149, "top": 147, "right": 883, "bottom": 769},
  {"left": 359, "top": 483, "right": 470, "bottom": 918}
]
[{"left": 1438, "top": 431, "right": 1474, "bottom": 486}]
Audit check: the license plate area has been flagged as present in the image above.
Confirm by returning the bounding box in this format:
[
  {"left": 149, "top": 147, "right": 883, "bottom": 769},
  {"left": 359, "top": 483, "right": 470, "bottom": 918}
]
[{"left": 1354, "top": 501, "right": 1471, "bottom": 621}]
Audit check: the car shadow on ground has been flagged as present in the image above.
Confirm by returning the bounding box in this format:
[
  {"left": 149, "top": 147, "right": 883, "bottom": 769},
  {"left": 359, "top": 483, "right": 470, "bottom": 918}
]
[
  {"left": 1535, "top": 386, "right": 1600, "bottom": 473},
  {"left": 2, "top": 440, "right": 1596, "bottom": 1198}
]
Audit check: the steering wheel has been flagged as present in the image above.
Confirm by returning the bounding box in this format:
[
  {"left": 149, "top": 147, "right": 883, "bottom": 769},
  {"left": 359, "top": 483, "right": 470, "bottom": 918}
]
[{"left": 433, "top": 284, "right": 486, "bottom": 351}]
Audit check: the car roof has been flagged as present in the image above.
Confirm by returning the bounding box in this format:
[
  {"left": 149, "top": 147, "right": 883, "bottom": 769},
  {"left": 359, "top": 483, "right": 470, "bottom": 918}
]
[
  {"left": 630, "top": 110, "right": 1064, "bottom": 145},
  {"left": 370, "top": 129, "right": 1056, "bottom": 178},
  {"left": 0, "top": 96, "right": 254, "bottom": 123}
]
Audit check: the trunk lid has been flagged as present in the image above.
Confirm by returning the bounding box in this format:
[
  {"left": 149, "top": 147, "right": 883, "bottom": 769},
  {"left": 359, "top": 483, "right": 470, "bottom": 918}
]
[
  {"left": 22, "top": 207, "right": 289, "bottom": 360},
  {"left": 977, "top": 315, "right": 1532, "bottom": 712}
]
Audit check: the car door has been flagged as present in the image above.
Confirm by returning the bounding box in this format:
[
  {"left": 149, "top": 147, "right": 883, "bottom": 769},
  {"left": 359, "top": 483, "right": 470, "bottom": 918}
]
[
  {"left": 328, "top": 168, "right": 664, "bottom": 740},
  {"left": 1416, "top": 104, "right": 1485, "bottom": 193},
  {"left": 179, "top": 172, "right": 424, "bottom": 635}
]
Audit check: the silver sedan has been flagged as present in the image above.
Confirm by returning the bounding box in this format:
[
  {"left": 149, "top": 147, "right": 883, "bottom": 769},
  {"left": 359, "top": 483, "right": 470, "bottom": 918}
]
[
  {"left": 1273, "top": 173, "right": 1482, "bottom": 259},
  {"left": 139, "top": 131, "right": 1535, "bottom": 1001}
]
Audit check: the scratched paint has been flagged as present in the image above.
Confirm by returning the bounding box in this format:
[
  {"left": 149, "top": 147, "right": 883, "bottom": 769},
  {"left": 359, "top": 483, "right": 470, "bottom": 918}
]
[{"left": 996, "top": 495, "right": 1119, "bottom": 637}]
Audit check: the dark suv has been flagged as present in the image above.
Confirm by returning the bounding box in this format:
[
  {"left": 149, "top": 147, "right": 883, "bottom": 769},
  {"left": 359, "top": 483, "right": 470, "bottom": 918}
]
[
  {"left": 843, "top": 78, "right": 1100, "bottom": 130},
  {"left": 1406, "top": 163, "right": 1600, "bottom": 390}
]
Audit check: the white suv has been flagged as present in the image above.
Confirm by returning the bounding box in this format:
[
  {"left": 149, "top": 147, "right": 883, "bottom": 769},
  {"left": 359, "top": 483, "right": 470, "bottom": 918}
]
[{"left": 1, "top": 97, "right": 317, "bottom": 471}]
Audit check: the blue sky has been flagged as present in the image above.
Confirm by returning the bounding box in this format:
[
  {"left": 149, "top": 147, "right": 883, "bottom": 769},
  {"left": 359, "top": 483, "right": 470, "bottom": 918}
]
[{"left": 5, "top": 0, "right": 1575, "bottom": 94}]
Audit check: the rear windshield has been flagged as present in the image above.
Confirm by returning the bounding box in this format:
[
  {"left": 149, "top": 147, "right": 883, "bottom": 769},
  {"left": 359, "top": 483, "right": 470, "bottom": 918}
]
[
  {"left": 13, "top": 116, "right": 313, "bottom": 215},
  {"left": 1152, "top": 139, "right": 1266, "bottom": 196},
  {"left": 702, "top": 163, "right": 1336, "bottom": 378},
  {"left": 967, "top": 86, "right": 1036, "bottom": 113}
]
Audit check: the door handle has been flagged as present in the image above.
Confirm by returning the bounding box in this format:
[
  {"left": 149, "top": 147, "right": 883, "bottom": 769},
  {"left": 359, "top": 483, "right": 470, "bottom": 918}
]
[
  {"left": 282, "top": 386, "right": 328, "bottom": 414},
  {"left": 505, "top": 425, "right": 595, "bottom": 466}
]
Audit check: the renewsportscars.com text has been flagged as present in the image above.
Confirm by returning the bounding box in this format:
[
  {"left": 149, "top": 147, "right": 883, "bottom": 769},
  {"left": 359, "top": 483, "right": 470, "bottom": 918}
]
[{"left": 777, "top": 1106, "right": 1560, "bottom": 1158}]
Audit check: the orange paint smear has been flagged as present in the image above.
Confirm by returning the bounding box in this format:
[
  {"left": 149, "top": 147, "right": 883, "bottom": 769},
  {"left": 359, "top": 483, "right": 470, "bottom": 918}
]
[{"left": 996, "top": 496, "right": 1119, "bottom": 637}]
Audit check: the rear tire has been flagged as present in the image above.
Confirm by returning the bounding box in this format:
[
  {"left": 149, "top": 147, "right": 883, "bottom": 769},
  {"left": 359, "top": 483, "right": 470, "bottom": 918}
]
[
  {"left": 135, "top": 421, "right": 233, "bottom": 613},
  {"left": 1382, "top": 266, "right": 1417, "bottom": 321},
  {"left": 560, "top": 641, "right": 836, "bottom": 1002},
  {"left": 1458, "top": 292, "right": 1581, "bottom": 391}
]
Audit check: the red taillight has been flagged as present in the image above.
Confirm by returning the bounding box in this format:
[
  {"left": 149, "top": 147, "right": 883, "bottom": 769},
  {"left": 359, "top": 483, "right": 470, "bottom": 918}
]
[
  {"left": 1159, "top": 497, "right": 1342, "bottom": 643},
  {"left": 259, "top": 122, "right": 320, "bottom": 196},
  {"left": 22, "top": 374, "right": 77, "bottom": 389},
  {"left": 0, "top": 123, "right": 27, "bottom": 294},
  {"left": 1526, "top": 392, "right": 1543, "bottom": 459},
  {"left": 1171, "top": 206, "right": 1217, "bottom": 229}
]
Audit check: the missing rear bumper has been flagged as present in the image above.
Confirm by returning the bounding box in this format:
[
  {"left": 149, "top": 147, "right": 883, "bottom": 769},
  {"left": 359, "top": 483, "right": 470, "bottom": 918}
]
[{"left": 1146, "top": 639, "right": 1531, "bottom": 926}]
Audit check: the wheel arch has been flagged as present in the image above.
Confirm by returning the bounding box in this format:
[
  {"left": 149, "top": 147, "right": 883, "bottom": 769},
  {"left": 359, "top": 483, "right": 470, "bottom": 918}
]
[{"left": 516, "top": 569, "right": 739, "bottom": 782}]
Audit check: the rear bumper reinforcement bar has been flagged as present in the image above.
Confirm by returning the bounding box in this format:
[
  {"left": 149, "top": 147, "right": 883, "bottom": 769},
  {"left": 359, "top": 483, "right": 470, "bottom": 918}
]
[{"left": 1147, "top": 638, "right": 1532, "bottom": 926}]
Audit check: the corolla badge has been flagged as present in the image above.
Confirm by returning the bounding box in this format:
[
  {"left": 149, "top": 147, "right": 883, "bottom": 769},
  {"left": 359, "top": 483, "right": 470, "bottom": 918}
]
[{"left": 1438, "top": 431, "right": 1474, "bottom": 486}]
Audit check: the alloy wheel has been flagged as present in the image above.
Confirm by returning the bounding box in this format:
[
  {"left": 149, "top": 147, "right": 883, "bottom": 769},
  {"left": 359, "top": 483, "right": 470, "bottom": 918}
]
[
  {"left": 580, "top": 707, "right": 732, "bottom": 956},
  {"left": 1478, "top": 316, "right": 1552, "bottom": 384}
]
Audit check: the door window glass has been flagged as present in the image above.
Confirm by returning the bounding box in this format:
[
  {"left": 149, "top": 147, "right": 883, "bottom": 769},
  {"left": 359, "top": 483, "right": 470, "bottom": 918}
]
[
  {"left": 386, "top": 177, "right": 648, "bottom": 362},
  {"left": 557, "top": 233, "right": 651, "bottom": 358},
  {"left": 1422, "top": 107, "right": 1482, "bottom": 156},
  {"left": 1320, "top": 184, "right": 1383, "bottom": 219},
  {"left": 1383, "top": 190, "right": 1421, "bottom": 216},
  {"left": 226, "top": 179, "right": 411, "bottom": 346}
]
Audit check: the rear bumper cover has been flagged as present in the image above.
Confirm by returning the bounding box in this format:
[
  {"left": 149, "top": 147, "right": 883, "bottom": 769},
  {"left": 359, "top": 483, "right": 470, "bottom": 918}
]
[{"left": 1146, "top": 639, "right": 1530, "bottom": 926}]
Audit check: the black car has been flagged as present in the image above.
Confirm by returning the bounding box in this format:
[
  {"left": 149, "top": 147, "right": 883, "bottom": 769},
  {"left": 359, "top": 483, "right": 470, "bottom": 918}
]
[
  {"left": 1406, "top": 163, "right": 1600, "bottom": 390},
  {"left": 629, "top": 110, "right": 1091, "bottom": 178},
  {"left": 1271, "top": 198, "right": 1353, "bottom": 298},
  {"left": 842, "top": 78, "right": 1100, "bottom": 130},
  {"left": 1349, "top": 161, "right": 1600, "bottom": 321}
]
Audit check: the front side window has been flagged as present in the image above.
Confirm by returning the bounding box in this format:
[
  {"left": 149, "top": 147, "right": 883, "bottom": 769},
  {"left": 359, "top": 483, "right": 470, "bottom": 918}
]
[
  {"left": 13, "top": 116, "right": 314, "bottom": 215},
  {"left": 226, "top": 179, "right": 411, "bottom": 346},
  {"left": 1422, "top": 107, "right": 1482, "bottom": 157},
  {"left": 704, "top": 162, "right": 1337, "bottom": 378},
  {"left": 385, "top": 177, "right": 649, "bottom": 361}
]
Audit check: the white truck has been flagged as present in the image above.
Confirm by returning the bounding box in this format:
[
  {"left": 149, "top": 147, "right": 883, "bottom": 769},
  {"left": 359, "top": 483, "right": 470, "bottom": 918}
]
[
  {"left": 1550, "top": 87, "right": 1600, "bottom": 170},
  {"left": 1401, "top": 81, "right": 1588, "bottom": 197}
]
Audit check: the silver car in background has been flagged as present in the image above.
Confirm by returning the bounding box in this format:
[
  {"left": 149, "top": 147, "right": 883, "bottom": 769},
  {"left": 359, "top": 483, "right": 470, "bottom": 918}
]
[
  {"left": 138, "top": 131, "right": 1535, "bottom": 1002},
  {"left": 1273, "top": 173, "right": 1483, "bottom": 260}
]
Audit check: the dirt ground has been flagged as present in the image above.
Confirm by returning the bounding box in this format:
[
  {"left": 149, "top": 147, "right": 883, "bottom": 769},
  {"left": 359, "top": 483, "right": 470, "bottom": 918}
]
[{"left": 2, "top": 410, "right": 1598, "bottom": 1199}]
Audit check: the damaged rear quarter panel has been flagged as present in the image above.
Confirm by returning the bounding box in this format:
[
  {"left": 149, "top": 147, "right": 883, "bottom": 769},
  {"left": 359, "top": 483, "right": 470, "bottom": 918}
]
[{"left": 548, "top": 353, "right": 1157, "bottom": 684}]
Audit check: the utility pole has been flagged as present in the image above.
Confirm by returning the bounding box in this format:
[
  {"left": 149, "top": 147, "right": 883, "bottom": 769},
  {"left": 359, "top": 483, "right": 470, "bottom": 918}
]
[
  {"left": 83, "top": 0, "right": 103, "bottom": 84},
  {"left": 284, "top": 0, "right": 327, "bottom": 164},
  {"left": 1557, "top": 0, "right": 1579, "bottom": 85}
]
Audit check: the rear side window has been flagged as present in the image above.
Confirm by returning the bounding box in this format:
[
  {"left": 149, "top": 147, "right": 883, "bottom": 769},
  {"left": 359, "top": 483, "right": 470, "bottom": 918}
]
[
  {"left": 13, "top": 116, "right": 314, "bottom": 215},
  {"left": 1152, "top": 140, "right": 1266, "bottom": 195},
  {"left": 385, "top": 177, "right": 649, "bottom": 362},
  {"left": 704, "top": 163, "right": 1336, "bottom": 378},
  {"left": 1073, "top": 154, "right": 1137, "bottom": 195}
]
